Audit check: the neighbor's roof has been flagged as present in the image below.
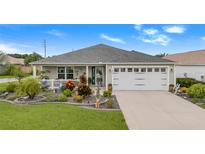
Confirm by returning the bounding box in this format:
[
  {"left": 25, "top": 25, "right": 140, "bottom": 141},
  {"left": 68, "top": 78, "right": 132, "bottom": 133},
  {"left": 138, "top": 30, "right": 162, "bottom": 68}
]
[
  {"left": 7, "top": 56, "right": 24, "bottom": 65},
  {"left": 163, "top": 49, "right": 205, "bottom": 65},
  {"left": 31, "top": 44, "right": 174, "bottom": 65}
]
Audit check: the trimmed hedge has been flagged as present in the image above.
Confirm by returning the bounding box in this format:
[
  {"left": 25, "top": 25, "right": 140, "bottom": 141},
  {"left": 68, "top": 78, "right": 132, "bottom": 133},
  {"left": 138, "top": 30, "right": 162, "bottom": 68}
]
[{"left": 176, "top": 78, "right": 204, "bottom": 88}]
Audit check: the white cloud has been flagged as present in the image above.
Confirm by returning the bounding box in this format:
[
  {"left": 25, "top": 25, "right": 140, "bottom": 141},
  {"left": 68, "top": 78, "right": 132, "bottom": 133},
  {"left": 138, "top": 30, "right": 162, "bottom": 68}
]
[
  {"left": 0, "top": 44, "right": 19, "bottom": 53},
  {"left": 201, "top": 36, "right": 205, "bottom": 40},
  {"left": 46, "top": 29, "right": 66, "bottom": 38},
  {"left": 100, "top": 34, "right": 126, "bottom": 44},
  {"left": 143, "top": 28, "right": 158, "bottom": 35},
  {"left": 141, "top": 34, "right": 171, "bottom": 46},
  {"left": 134, "top": 24, "right": 142, "bottom": 31},
  {"left": 0, "top": 43, "right": 32, "bottom": 54},
  {"left": 163, "top": 26, "right": 185, "bottom": 33}
]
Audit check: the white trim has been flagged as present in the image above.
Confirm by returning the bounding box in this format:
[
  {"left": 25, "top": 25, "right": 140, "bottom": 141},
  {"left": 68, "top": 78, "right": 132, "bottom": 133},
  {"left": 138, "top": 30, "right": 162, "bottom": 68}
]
[
  {"left": 105, "top": 64, "right": 108, "bottom": 90},
  {"left": 86, "top": 65, "right": 88, "bottom": 86},
  {"left": 32, "top": 62, "right": 175, "bottom": 65},
  {"left": 32, "top": 65, "right": 36, "bottom": 77},
  {"left": 167, "top": 66, "right": 170, "bottom": 90},
  {"left": 173, "top": 65, "right": 176, "bottom": 86}
]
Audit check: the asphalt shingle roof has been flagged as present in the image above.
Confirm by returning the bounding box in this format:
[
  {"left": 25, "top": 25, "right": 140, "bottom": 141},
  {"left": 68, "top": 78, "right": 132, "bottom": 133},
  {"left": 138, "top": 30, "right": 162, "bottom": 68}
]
[
  {"left": 163, "top": 49, "right": 205, "bottom": 65},
  {"left": 32, "top": 44, "right": 173, "bottom": 65}
]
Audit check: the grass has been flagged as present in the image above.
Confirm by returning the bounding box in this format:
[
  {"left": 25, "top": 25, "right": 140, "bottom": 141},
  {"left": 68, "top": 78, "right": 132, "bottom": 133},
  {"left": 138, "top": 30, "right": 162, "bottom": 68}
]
[
  {"left": 0, "top": 75, "right": 15, "bottom": 79},
  {"left": 0, "top": 102, "right": 128, "bottom": 130}
]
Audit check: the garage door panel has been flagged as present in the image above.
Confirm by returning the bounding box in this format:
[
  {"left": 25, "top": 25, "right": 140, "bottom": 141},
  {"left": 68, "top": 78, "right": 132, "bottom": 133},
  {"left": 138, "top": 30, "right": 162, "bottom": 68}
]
[{"left": 112, "top": 67, "right": 168, "bottom": 90}]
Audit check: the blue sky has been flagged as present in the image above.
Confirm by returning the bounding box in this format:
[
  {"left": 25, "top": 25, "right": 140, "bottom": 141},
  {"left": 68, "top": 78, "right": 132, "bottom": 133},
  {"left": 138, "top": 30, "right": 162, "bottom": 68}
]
[{"left": 1, "top": 24, "right": 205, "bottom": 56}]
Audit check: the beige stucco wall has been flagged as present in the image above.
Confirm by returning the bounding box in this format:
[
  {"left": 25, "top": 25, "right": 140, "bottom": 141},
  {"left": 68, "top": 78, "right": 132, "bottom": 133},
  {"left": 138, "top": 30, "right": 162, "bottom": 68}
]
[
  {"left": 42, "top": 64, "right": 175, "bottom": 87},
  {"left": 42, "top": 66, "right": 57, "bottom": 79}
]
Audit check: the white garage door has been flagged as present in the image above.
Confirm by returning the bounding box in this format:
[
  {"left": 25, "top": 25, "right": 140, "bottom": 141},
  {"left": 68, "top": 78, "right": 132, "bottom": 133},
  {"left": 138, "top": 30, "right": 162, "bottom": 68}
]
[{"left": 112, "top": 67, "right": 168, "bottom": 90}]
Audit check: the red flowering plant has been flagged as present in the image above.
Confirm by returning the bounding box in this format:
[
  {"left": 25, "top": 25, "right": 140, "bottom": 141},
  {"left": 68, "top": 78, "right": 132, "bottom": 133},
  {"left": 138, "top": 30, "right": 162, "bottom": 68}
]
[{"left": 66, "top": 80, "right": 75, "bottom": 91}]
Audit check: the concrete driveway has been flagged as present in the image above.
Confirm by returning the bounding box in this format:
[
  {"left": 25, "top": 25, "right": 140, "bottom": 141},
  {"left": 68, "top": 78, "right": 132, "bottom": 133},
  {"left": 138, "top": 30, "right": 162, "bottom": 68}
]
[
  {"left": 0, "top": 78, "right": 17, "bottom": 83},
  {"left": 115, "top": 91, "right": 205, "bottom": 130}
]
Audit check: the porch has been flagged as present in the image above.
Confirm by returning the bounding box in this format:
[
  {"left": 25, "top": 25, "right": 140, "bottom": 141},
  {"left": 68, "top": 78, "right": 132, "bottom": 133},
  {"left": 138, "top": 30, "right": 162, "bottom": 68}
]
[{"left": 33, "top": 65, "right": 108, "bottom": 88}]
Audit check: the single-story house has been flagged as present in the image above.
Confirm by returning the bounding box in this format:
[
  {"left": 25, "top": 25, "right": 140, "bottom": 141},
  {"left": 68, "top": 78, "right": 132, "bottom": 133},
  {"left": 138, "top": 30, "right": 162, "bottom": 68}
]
[
  {"left": 0, "top": 55, "right": 25, "bottom": 75},
  {"left": 31, "top": 44, "right": 175, "bottom": 91},
  {"left": 163, "top": 49, "right": 205, "bottom": 82}
]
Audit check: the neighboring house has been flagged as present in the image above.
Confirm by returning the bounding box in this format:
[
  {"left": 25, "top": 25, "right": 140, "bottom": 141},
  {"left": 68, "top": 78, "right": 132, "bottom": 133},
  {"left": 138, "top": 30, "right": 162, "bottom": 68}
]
[
  {"left": 31, "top": 44, "right": 175, "bottom": 90},
  {"left": 0, "top": 55, "right": 25, "bottom": 75},
  {"left": 163, "top": 49, "right": 205, "bottom": 82}
]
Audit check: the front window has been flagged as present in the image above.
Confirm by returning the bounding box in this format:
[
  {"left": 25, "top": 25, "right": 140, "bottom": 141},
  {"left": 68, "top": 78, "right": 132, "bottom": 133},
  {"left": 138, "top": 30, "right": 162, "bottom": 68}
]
[
  {"left": 58, "top": 67, "right": 74, "bottom": 79},
  {"left": 114, "top": 68, "right": 119, "bottom": 72},
  {"left": 147, "top": 68, "right": 152, "bottom": 72},
  {"left": 141, "top": 68, "right": 146, "bottom": 72},
  {"left": 66, "top": 67, "right": 74, "bottom": 79},
  {"left": 134, "top": 68, "right": 139, "bottom": 72},
  {"left": 120, "top": 68, "right": 126, "bottom": 72},
  {"left": 127, "top": 68, "right": 133, "bottom": 72},
  {"left": 154, "top": 68, "right": 159, "bottom": 72},
  {"left": 58, "top": 67, "right": 65, "bottom": 79},
  {"left": 161, "top": 68, "right": 166, "bottom": 72}
]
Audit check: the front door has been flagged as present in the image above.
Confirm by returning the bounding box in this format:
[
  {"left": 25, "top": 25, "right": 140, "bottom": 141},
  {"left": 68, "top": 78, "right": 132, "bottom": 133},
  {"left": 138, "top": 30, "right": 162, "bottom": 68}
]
[
  {"left": 91, "top": 66, "right": 95, "bottom": 85},
  {"left": 95, "top": 66, "right": 104, "bottom": 86}
]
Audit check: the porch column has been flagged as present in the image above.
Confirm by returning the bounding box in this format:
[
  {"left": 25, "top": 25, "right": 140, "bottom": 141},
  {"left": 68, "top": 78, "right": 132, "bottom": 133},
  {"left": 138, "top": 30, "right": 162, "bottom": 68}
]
[
  {"left": 32, "top": 65, "right": 37, "bottom": 78},
  {"left": 86, "top": 65, "right": 89, "bottom": 85},
  {"left": 173, "top": 65, "right": 176, "bottom": 86},
  {"left": 105, "top": 64, "right": 108, "bottom": 90}
]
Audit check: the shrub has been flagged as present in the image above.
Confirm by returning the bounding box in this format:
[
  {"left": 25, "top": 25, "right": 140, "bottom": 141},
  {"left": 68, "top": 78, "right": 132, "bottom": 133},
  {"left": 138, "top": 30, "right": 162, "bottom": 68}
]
[
  {"left": 66, "top": 80, "right": 75, "bottom": 91},
  {"left": 88, "top": 77, "right": 92, "bottom": 85},
  {"left": 63, "top": 89, "right": 72, "bottom": 97},
  {"left": 73, "top": 95, "right": 83, "bottom": 103},
  {"left": 188, "top": 83, "right": 205, "bottom": 98},
  {"left": 176, "top": 78, "right": 202, "bottom": 88},
  {"left": 103, "top": 90, "right": 112, "bottom": 98},
  {"left": 77, "top": 85, "right": 92, "bottom": 97},
  {"left": 60, "top": 84, "right": 67, "bottom": 92},
  {"left": 6, "top": 64, "right": 17, "bottom": 75},
  {"left": 106, "top": 100, "right": 113, "bottom": 108},
  {"left": 180, "top": 87, "right": 188, "bottom": 93},
  {"left": 57, "top": 94, "right": 67, "bottom": 102},
  {"left": 45, "top": 94, "right": 57, "bottom": 102},
  {"left": 15, "top": 69, "right": 25, "bottom": 82},
  {"left": 6, "top": 82, "right": 18, "bottom": 92},
  {"left": 17, "top": 78, "right": 40, "bottom": 99},
  {"left": 80, "top": 73, "right": 87, "bottom": 85}
]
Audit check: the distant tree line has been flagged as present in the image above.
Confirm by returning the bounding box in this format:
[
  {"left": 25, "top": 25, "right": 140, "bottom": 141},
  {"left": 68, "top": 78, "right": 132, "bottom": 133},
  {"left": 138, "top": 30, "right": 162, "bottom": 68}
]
[{"left": 8, "top": 52, "right": 43, "bottom": 65}]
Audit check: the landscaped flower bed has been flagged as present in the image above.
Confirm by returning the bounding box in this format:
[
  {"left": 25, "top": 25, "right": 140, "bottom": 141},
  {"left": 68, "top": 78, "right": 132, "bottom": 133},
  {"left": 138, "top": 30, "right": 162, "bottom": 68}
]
[
  {"left": 176, "top": 83, "right": 205, "bottom": 107},
  {"left": 0, "top": 76, "right": 120, "bottom": 110}
]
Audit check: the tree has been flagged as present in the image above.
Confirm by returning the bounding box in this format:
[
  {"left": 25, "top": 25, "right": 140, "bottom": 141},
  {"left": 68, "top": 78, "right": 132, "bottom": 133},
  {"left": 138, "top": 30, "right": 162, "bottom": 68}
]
[
  {"left": 155, "top": 52, "right": 168, "bottom": 57},
  {"left": 24, "top": 52, "right": 43, "bottom": 65},
  {"left": 0, "top": 51, "right": 6, "bottom": 63}
]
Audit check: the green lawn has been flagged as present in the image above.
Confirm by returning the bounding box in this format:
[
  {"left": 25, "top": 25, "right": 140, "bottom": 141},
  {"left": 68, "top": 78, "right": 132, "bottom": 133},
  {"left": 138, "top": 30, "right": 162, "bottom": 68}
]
[
  {"left": 0, "top": 102, "right": 128, "bottom": 130},
  {"left": 0, "top": 75, "right": 15, "bottom": 79}
]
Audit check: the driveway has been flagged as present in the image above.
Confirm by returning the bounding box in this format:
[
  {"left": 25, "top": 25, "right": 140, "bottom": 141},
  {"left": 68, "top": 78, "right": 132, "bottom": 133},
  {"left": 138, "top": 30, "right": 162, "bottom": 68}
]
[
  {"left": 0, "top": 78, "right": 17, "bottom": 83},
  {"left": 115, "top": 91, "right": 205, "bottom": 130}
]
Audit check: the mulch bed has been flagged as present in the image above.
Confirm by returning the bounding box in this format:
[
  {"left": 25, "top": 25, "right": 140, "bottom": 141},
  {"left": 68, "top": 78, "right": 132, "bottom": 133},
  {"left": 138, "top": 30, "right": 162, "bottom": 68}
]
[
  {"left": 14, "top": 95, "right": 46, "bottom": 104},
  {"left": 176, "top": 92, "right": 205, "bottom": 105}
]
